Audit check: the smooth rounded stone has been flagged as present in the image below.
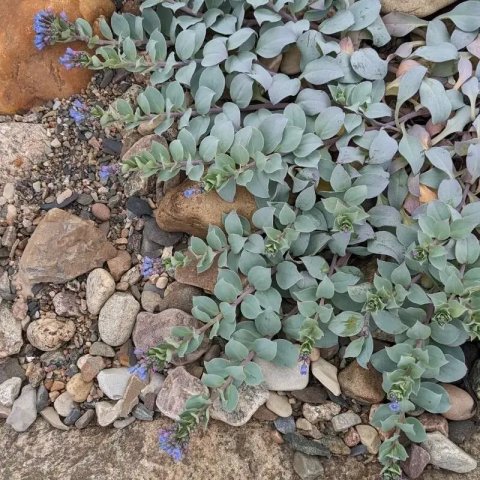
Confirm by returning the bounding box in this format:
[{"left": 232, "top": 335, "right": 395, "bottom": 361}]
[
  {"left": 126, "top": 197, "right": 153, "bottom": 217},
  {"left": 66, "top": 374, "right": 93, "bottom": 403},
  {"left": 36, "top": 384, "right": 50, "bottom": 412},
  {"left": 97, "top": 368, "right": 131, "bottom": 400},
  {"left": 331, "top": 412, "right": 362, "bottom": 432},
  {"left": 91, "top": 203, "right": 111, "bottom": 221},
  {"left": 98, "top": 293, "right": 140, "bottom": 347},
  {"left": 154, "top": 282, "right": 202, "bottom": 314},
  {"left": 255, "top": 357, "right": 309, "bottom": 391},
  {"left": 86, "top": 268, "right": 116, "bottom": 315},
  {"left": 107, "top": 250, "right": 132, "bottom": 282},
  {"left": 54, "top": 392, "right": 76, "bottom": 417},
  {"left": 293, "top": 452, "right": 324, "bottom": 480},
  {"left": 441, "top": 384, "right": 475, "bottom": 421},
  {"left": 401, "top": 444, "right": 431, "bottom": 479},
  {"left": 76, "top": 193, "right": 93, "bottom": 206},
  {"left": 140, "top": 290, "right": 163, "bottom": 313},
  {"left": 0, "top": 377, "right": 22, "bottom": 407},
  {"left": 133, "top": 309, "right": 210, "bottom": 366},
  {"left": 140, "top": 372, "right": 165, "bottom": 402},
  {"left": 114, "top": 416, "right": 136, "bottom": 429},
  {"left": 89, "top": 342, "right": 115, "bottom": 358},
  {"left": 274, "top": 416, "right": 296, "bottom": 434},
  {"left": 95, "top": 401, "right": 122, "bottom": 427},
  {"left": 0, "top": 305, "right": 23, "bottom": 358},
  {"left": 211, "top": 384, "right": 269, "bottom": 426},
  {"left": 311, "top": 358, "right": 341, "bottom": 396},
  {"left": 338, "top": 362, "right": 385, "bottom": 404},
  {"left": 133, "top": 403, "right": 154, "bottom": 421},
  {"left": 302, "top": 402, "right": 341, "bottom": 424},
  {"left": 52, "top": 292, "right": 80, "bottom": 317},
  {"left": 448, "top": 420, "right": 476, "bottom": 445},
  {"left": 27, "top": 317, "right": 76, "bottom": 352},
  {"left": 17, "top": 209, "right": 116, "bottom": 295},
  {"left": 80, "top": 355, "right": 106, "bottom": 382},
  {"left": 296, "top": 418, "right": 313, "bottom": 431},
  {"left": 63, "top": 408, "right": 82, "bottom": 426},
  {"left": 143, "top": 217, "right": 183, "bottom": 248},
  {"left": 356, "top": 425, "right": 381, "bottom": 454},
  {"left": 421, "top": 431, "right": 477, "bottom": 473},
  {"left": 253, "top": 404, "right": 278, "bottom": 422},
  {"left": 284, "top": 433, "right": 330, "bottom": 457},
  {"left": 75, "top": 409, "right": 95, "bottom": 429},
  {"left": 266, "top": 392, "right": 293, "bottom": 418},
  {"left": 380, "top": 0, "right": 456, "bottom": 17},
  {"left": 156, "top": 367, "right": 208, "bottom": 420},
  {"left": 291, "top": 385, "right": 328, "bottom": 405},
  {"left": 6, "top": 385, "right": 37, "bottom": 432},
  {"left": 120, "top": 266, "right": 142, "bottom": 286},
  {"left": 40, "top": 407, "right": 70, "bottom": 431}
]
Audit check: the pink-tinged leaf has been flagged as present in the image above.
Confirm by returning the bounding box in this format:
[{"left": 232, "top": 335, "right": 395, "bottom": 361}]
[{"left": 467, "top": 35, "right": 480, "bottom": 58}]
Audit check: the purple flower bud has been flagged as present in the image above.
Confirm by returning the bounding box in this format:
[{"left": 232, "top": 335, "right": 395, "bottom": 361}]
[
  {"left": 389, "top": 401, "right": 401, "bottom": 413},
  {"left": 99, "top": 164, "right": 120, "bottom": 182},
  {"left": 69, "top": 99, "right": 89, "bottom": 125},
  {"left": 158, "top": 428, "right": 186, "bottom": 462},
  {"left": 59, "top": 48, "right": 88, "bottom": 70}
]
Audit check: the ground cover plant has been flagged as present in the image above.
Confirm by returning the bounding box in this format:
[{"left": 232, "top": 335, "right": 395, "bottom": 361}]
[{"left": 35, "top": 0, "right": 480, "bottom": 477}]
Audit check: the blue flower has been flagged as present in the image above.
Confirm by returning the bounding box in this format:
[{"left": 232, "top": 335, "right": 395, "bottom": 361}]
[
  {"left": 60, "top": 48, "right": 87, "bottom": 70},
  {"left": 388, "top": 401, "right": 401, "bottom": 413},
  {"left": 141, "top": 256, "right": 163, "bottom": 278},
  {"left": 69, "top": 99, "right": 89, "bottom": 125},
  {"left": 183, "top": 187, "right": 203, "bottom": 198},
  {"left": 158, "top": 428, "right": 186, "bottom": 462},
  {"left": 128, "top": 363, "right": 149, "bottom": 382},
  {"left": 33, "top": 9, "right": 56, "bottom": 50},
  {"left": 99, "top": 164, "right": 119, "bottom": 182},
  {"left": 298, "top": 352, "right": 309, "bottom": 376}
]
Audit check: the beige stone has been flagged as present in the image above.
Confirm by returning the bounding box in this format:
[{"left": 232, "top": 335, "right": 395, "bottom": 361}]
[
  {"left": 338, "top": 361, "right": 385, "bottom": 404},
  {"left": 442, "top": 384, "right": 475, "bottom": 421},
  {"left": 356, "top": 425, "right": 381, "bottom": 454},
  {"left": 66, "top": 373, "right": 93, "bottom": 402},
  {"left": 381, "top": 0, "right": 456, "bottom": 18},
  {"left": 311, "top": 358, "right": 341, "bottom": 396},
  {"left": 26, "top": 317, "right": 75, "bottom": 351}
]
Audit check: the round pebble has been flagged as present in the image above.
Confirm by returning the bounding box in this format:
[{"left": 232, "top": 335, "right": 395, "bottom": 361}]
[{"left": 91, "top": 203, "right": 111, "bottom": 221}]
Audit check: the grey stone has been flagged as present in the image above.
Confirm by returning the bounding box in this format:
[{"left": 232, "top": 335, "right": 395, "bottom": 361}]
[
  {"left": 114, "top": 416, "right": 136, "bottom": 429},
  {"left": 0, "top": 270, "right": 13, "bottom": 300},
  {"left": 293, "top": 452, "right": 324, "bottom": 480},
  {"left": 98, "top": 293, "right": 140, "bottom": 347},
  {"left": 36, "top": 384, "right": 49, "bottom": 412},
  {"left": 284, "top": 433, "right": 331, "bottom": 457},
  {"left": 6, "top": 385, "right": 37, "bottom": 432},
  {"left": 75, "top": 409, "right": 95, "bottom": 429},
  {"left": 211, "top": 384, "right": 269, "bottom": 426},
  {"left": 89, "top": 342, "right": 115, "bottom": 358},
  {"left": 40, "top": 407, "right": 69, "bottom": 431},
  {"left": 97, "top": 368, "right": 131, "bottom": 400},
  {"left": 133, "top": 403, "right": 154, "bottom": 421},
  {"left": 0, "top": 305, "right": 23, "bottom": 358},
  {"left": 54, "top": 392, "right": 76, "bottom": 417},
  {"left": 421, "top": 431, "right": 477, "bottom": 473},
  {"left": 63, "top": 408, "right": 82, "bottom": 426},
  {"left": 126, "top": 197, "right": 152, "bottom": 217},
  {"left": 95, "top": 401, "right": 122, "bottom": 427},
  {"left": 0, "top": 357, "right": 25, "bottom": 384},
  {"left": 448, "top": 420, "right": 476, "bottom": 445},
  {"left": 143, "top": 217, "right": 182, "bottom": 247},
  {"left": 274, "top": 416, "right": 296, "bottom": 434},
  {"left": 86, "top": 268, "right": 115, "bottom": 315},
  {"left": 291, "top": 385, "right": 328, "bottom": 405},
  {"left": 140, "top": 290, "right": 163, "bottom": 313},
  {"left": 331, "top": 412, "right": 362, "bottom": 432},
  {"left": 255, "top": 357, "right": 309, "bottom": 391},
  {"left": 140, "top": 372, "right": 165, "bottom": 402},
  {"left": 0, "top": 377, "right": 22, "bottom": 407},
  {"left": 52, "top": 291, "right": 80, "bottom": 317},
  {"left": 350, "top": 444, "right": 368, "bottom": 457}
]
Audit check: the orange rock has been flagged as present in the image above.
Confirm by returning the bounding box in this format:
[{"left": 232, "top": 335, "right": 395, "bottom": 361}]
[{"left": 0, "top": 0, "right": 115, "bottom": 114}]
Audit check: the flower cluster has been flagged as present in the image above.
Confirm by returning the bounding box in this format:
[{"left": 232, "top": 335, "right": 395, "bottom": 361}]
[
  {"left": 69, "top": 100, "right": 89, "bottom": 125},
  {"left": 59, "top": 48, "right": 89, "bottom": 70},
  {"left": 388, "top": 394, "right": 401, "bottom": 413},
  {"left": 128, "top": 348, "right": 160, "bottom": 382},
  {"left": 298, "top": 352, "right": 309, "bottom": 376},
  {"left": 99, "top": 164, "right": 120, "bottom": 182},
  {"left": 158, "top": 427, "right": 188, "bottom": 462},
  {"left": 141, "top": 256, "right": 163, "bottom": 278},
  {"left": 34, "top": 9, "right": 71, "bottom": 50}
]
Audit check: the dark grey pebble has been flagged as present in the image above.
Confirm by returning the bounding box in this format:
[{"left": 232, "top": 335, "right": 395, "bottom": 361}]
[
  {"left": 126, "top": 197, "right": 153, "bottom": 217},
  {"left": 274, "top": 416, "right": 296, "bottom": 434},
  {"left": 284, "top": 433, "right": 331, "bottom": 457}
]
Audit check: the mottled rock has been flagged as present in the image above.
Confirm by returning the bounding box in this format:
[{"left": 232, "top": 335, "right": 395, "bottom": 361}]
[
  {"left": 17, "top": 209, "right": 116, "bottom": 293},
  {"left": 107, "top": 250, "right": 132, "bottom": 282},
  {"left": 156, "top": 367, "right": 208, "bottom": 420},
  {"left": 175, "top": 251, "right": 219, "bottom": 293},
  {"left": 95, "top": 401, "right": 122, "bottom": 427},
  {"left": 311, "top": 358, "right": 341, "bottom": 396},
  {"left": 344, "top": 427, "right": 361, "bottom": 447},
  {"left": 380, "top": 0, "right": 456, "bottom": 18},
  {"left": 0, "top": 377, "right": 22, "bottom": 407},
  {"left": 97, "top": 368, "right": 132, "bottom": 400},
  {"left": 119, "top": 375, "right": 146, "bottom": 418},
  {"left": 284, "top": 433, "right": 331, "bottom": 457},
  {"left": 6, "top": 385, "right": 37, "bottom": 432},
  {"left": 418, "top": 413, "right": 449, "bottom": 437},
  {"left": 0, "top": 305, "right": 23, "bottom": 358},
  {"left": 80, "top": 355, "right": 106, "bottom": 382},
  {"left": 293, "top": 452, "right": 324, "bottom": 480},
  {"left": 52, "top": 292, "right": 80, "bottom": 317},
  {"left": 26, "top": 317, "right": 75, "bottom": 351},
  {"left": 156, "top": 179, "right": 257, "bottom": 238},
  {"left": 291, "top": 385, "right": 328, "bottom": 404},
  {"left": 302, "top": 402, "right": 341, "bottom": 424},
  {"left": 401, "top": 444, "right": 430, "bottom": 479},
  {"left": 0, "top": 0, "right": 115, "bottom": 114},
  {"left": 54, "top": 392, "right": 76, "bottom": 417},
  {"left": 317, "top": 435, "right": 351, "bottom": 456},
  {"left": 266, "top": 392, "right": 292, "bottom": 417},
  {"left": 255, "top": 357, "right": 309, "bottom": 391},
  {"left": 86, "top": 268, "right": 116, "bottom": 315},
  {"left": 133, "top": 309, "right": 210, "bottom": 365},
  {"left": 66, "top": 374, "right": 92, "bottom": 403},
  {"left": 441, "top": 384, "right": 475, "bottom": 421},
  {"left": 75, "top": 409, "right": 95, "bottom": 429},
  {"left": 422, "top": 431, "right": 477, "bottom": 473},
  {"left": 338, "top": 362, "right": 385, "bottom": 404},
  {"left": 211, "top": 384, "right": 269, "bottom": 426},
  {"left": 448, "top": 420, "right": 476, "bottom": 445},
  {"left": 274, "top": 416, "right": 296, "bottom": 434},
  {"left": 98, "top": 293, "right": 140, "bottom": 347},
  {"left": 89, "top": 342, "right": 115, "bottom": 358},
  {"left": 331, "top": 412, "right": 362, "bottom": 432},
  {"left": 356, "top": 425, "right": 381, "bottom": 454},
  {"left": 40, "top": 407, "right": 69, "bottom": 431}
]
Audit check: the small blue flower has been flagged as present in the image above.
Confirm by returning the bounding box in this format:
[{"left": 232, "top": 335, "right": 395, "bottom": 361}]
[
  {"left": 128, "top": 363, "right": 149, "bottom": 382},
  {"left": 182, "top": 187, "right": 204, "bottom": 199},
  {"left": 388, "top": 401, "right": 401, "bottom": 413},
  {"left": 99, "top": 164, "right": 120, "bottom": 182},
  {"left": 158, "top": 428, "right": 186, "bottom": 462},
  {"left": 60, "top": 48, "right": 87, "bottom": 70},
  {"left": 298, "top": 352, "right": 310, "bottom": 376},
  {"left": 141, "top": 256, "right": 163, "bottom": 278},
  {"left": 69, "top": 99, "right": 89, "bottom": 125}
]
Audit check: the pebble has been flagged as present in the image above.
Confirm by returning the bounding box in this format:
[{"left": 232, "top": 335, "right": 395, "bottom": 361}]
[
  {"left": 76, "top": 193, "right": 93, "bottom": 206},
  {"left": 133, "top": 403, "right": 154, "bottom": 421},
  {"left": 143, "top": 217, "right": 182, "bottom": 247},
  {"left": 66, "top": 374, "right": 93, "bottom": 403},
  {"left": 284, "top": 433, "right": 331, "bottom": 457},
  {"left": 266, "top": 392, "right": 293, "bottom": 418},
  {"left": 56, "top": 188, "right": 73, "bottom": 205},
  {"left": 97, "top": 368, "right": 132, "bottom": 400},
  {"left": 311, "top": 358, "right": 341, "bottom": 396},
  {"left": 293, "top": 452, "right": 324, "bottom": 480},
  {"left": 441, "top": 384, "right": 475, "bottom": 421},
  {"left": 418, "top": 413, "right": 449, "bottom": 437},
  {"left": 63, "top": 408, "right": 82, "bottom": 426},
  {"left": 253, "top": 404, "right": 278, "bottom": 421},
  {"left": 6, "top": 385, "right": 37, "bottom": 432},
  {"left": 98, "top": 293, "right": 140, "bottom": 346},
  {"left": 107, "top": 250, "right": 132, "bottom": 281},
  {"left": 291, "top": 385, "right": 328, "bottom": 404},
  {"left": 401, "top": 444, "right": 431, "bottom": 479},
  {"left": 331, "top": 412, "right": 362, "bottom": 432},
  {"left": 255, "top": 358, "right": 309, "bottom": 391},
  {"left": 26, "top": 317, "right": 75, "bottom": 351},
  {"left": 338, "top": 362, "right": 385, "bottom": 404},
  {"left": 126, "top": 197, "right": 153, "bottom": 217},
  {"left": 89, "top": 341, "right": 115, "bottom": 358},
  {"left": 274, "top": 416, "right": 296, "bottom": 434},
  {"left": 350, "top": 444, "right": 368, "bottom": 457},
  {"left": 448, "top": 420, "right": 476, "bottom": 444},
  {"left": 95, "top": 401, "right": 122, "bottom": 427},
  {"left": 52, "top": 291, "right": 80, "bottom": 317},
  {"left": 40, "top": 406, "right": 69, "bottom": 431},
  {"left": 140, "top": 290, "right": 163, "bottom": 313},
  {"left": 91, "top": 203, "right": 111, "bottom": 221},
  {"left": 0, "top": 305, "right": 23, "bottom": 357},
  {"left": 296, "top": 418, "right": 313, "bottom": 431},
  {"left": 356, "top": 425, "right": 381, "bottom": 454},
  {"left": 422, "top": 431, "right": 477, "bottom": 473},
  {"left": 36, "top": 384, "right": 50, "bottom": 412},
  {"left": 86, "top": 268, "right": 116, "bottom": 315},
  {"left": 302, "top": 402, "right": 341, "bottom": 424},
  {"left": 3, "top": 183, "right": 15, "bottom": 200},
  {"left": 50, "top": 138, "right": 61, "bottom": 148},
  {"left": 114, "top": 416, "right": 136, "bottom": 429},
  {"left": 75, "top": 409, "right": 95, "bottom": 429},
  {"left": 0, "top": 357, "right": 25, "bottom": 384},
  {"left": 54, "top": 392, "right": 76, "bottom": 417},
  {"left": 140, "top": 372, "right": 165, "bottom": 402},
  {"left": 344, "top": 427, "right": 361, "bottom": 447},
  {"left": 80, "top": 355, "right": 106, "bottom": 382},
  {"left": 0, "top": 377, "right": 22, "bottom": 407}
]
